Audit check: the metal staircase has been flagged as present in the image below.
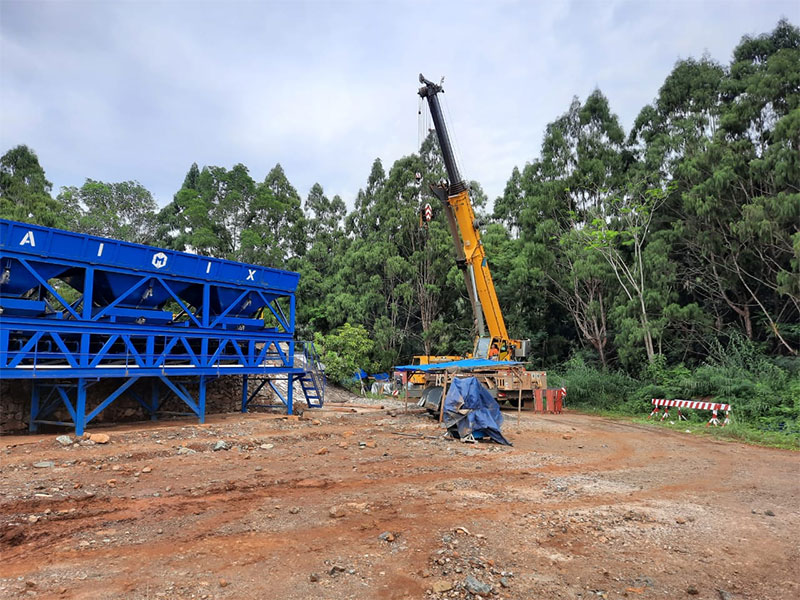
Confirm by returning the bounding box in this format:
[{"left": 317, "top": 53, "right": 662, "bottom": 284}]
[{"left": 297, "top": 341, "right": 325, "bottom": 408}]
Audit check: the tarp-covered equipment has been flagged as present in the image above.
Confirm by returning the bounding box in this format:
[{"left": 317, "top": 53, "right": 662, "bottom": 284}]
[{"left": 443, "top": 377, "right": 511, "bottom": 445}]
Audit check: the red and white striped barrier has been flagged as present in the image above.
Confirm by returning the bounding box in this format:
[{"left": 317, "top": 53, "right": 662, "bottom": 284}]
[{"left": 649, "top": 398, "right": 731, "bottom": 427}]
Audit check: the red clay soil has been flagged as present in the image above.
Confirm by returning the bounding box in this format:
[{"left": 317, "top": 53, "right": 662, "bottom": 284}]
[{"left": 1, "top": 405, "right": 798, "bottom": 600}]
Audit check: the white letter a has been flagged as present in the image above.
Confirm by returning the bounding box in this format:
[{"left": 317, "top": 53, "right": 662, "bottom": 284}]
[{"left": 20, "top": 231, "right": 36, "bottom": 247}]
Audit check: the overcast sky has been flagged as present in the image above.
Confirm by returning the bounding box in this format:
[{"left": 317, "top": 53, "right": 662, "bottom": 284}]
[{"left": 1, "top": 0, "right": 797, "bottom": 209}]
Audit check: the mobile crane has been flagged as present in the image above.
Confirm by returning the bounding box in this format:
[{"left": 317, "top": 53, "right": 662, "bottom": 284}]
[{"left": 417, "top": 74, "right": 530, "bottom": 361}]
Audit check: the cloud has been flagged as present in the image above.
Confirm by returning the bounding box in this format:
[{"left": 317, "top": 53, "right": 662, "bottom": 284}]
[{"left": 1, "top": 0, "right": 796, "bottom": 209}]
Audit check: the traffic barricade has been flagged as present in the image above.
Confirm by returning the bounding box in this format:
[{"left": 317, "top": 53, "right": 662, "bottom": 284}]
[{"left": 648, "top": 398, "right": 731, "bottom": 427}]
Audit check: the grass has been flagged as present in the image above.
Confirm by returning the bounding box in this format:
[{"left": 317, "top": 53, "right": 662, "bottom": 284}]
[{"left": 571, "top": 405, "right": 799, "bottom": 450}]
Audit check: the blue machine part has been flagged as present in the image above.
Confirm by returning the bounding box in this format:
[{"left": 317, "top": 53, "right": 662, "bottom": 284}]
[
  {"left": 0, "top": 219, "right": 299, "bottom": 292},
  {"left": 0, "top": 218, "right": 324, "bottom": 435}
]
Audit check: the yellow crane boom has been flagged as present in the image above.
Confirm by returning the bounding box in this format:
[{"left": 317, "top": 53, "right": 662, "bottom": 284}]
[{"left": 418, "top": 74, "right": 529, "bottom": 360}]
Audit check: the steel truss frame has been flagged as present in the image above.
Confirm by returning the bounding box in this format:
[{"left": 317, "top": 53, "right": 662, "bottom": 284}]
[{"left": 1, "top": 218, "right": 323, "bottom": 436}]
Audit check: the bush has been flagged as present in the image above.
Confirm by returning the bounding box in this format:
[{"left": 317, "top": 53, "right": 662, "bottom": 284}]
[
  {"left": 549, "top": 357, "right": 640, "bottom": 414},
  {"left": 548, "top": 342, "right": 799, "bottom": 441},
  {"left": 314, "top": 323, "right": 375, "bottom": 386}
]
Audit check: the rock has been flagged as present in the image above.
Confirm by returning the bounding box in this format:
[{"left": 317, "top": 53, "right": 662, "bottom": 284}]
[
  {"left": 764, "top": 509, "right": 775, "bottom": 517},
  {"left": 255, "top": 466, "right": 262, "bottom": 472},
  {"left": 562, "top": 434, "right": 572, "bottom": 440},
  {"left": 328, "top": 505, "right": 346, "bottom": 519},
  {"left": 219, "top": 579, "right": 228, "bottom": 588},
  {"left": 365, "top": 440, "right": 377, "bottom": 448},
  {"left": 33, "top": 461, "right": 54, "bottom": 468},
  {"left": 213, "top": 441, "right": 230, "bottom": 451},
  {"left": 315, "top": 447, "right": 329, "bottom": 455},
  {"left": 328, "top": 565, "right": 346, "bottom": 576},
  {"left": 177, "top": 447, "right": 196, "bottom": 455},
  {"left": 309, "top": 573, "right": 319, "bottom": 582},
  {"left": 500, "top": 577, "right": 510, "bottom": 588},
  {"left": 296, "top": 478, "right": 326, "bottom": 488},
  {"left": 89, "top": 433, "right": 110, "bottom": 444},
  {"left": 289, "top": 507, "right": 300, "bottom": 514},
  {"left": 106, "top": 479, "right": 117, "bottom": 487},
  {"left": 676, "top": 516, "right": 687, "bottom": 524},
  {"left": 56, "top": 435, "right": 72, "bottom": 446},
  {"left": 463, "top": 575, "right": 493, "bottom": 596},
  {"left": 378, "top": 531, "right": 395, "bottom": 542},
  {"left": 141, "top": 466, "right": 152, "bottom": 473},
  {"left": 687, "top": 585, "right": 699, "bottom": 595},
  {"left": 431, "top": 580, "right": 453, "bottom": 593},
  {"left": 312, "top": 419, "right": 321, "bottom": 426},
  {"left": 28, "top": 515, "right": 39, "bottom": 523},
  {"left": 259, "top": 443, "right": 274, "bottom": 450}
]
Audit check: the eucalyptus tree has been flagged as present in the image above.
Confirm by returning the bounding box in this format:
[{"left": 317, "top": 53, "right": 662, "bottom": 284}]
[
  {"left": 61, "top": 179, "right": 158, "bottom": 244},
  {"left": 0, "top": 145, "right": 76, "bottom": 228},
  {"left": 675, "top": 20, "right": 799, "bottom": 354},
  {"left": 512, "top": 91, "right": 627, "bottom": 366}
]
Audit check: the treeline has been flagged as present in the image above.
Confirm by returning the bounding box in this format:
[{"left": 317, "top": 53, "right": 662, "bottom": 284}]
[{"left": 1, "top": 21, "right": 798, "bottom": 432}]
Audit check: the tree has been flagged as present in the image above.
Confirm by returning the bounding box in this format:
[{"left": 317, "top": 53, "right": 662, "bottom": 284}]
[
  {"left": 60, "top": 179, "right": 158, "bottom": 244},
  {"left": 511, "top": 91, "right": 628, "bottom": 366},
  {"left": 583, "top": 185, "right": 672, "bottom": 365},
  {"left": 0, "top": 145, "right": 77, "bottom": 228},
  {"left": 657, "top": 20, "right": 799, "bottom": 355},
  {"left": 246, "top": 163, "right": 306, "bottom": 265}
]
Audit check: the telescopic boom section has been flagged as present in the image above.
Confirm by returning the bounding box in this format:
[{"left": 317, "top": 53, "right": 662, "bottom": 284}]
[{"left": 418, "top": 74, "right": 510, "bottom": 345}]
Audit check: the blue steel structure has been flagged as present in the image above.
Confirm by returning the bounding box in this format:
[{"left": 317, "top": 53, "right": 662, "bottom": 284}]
[{"left": 0, "top": 218, "right": 324, "bottom": 435}]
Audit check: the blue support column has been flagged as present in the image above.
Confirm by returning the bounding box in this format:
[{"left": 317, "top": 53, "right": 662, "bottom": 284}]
[
  {"left": 29, "top": 385, "right": 40, "bottom": 432},
  {"left": 286, "top": 374, "right": 294, "bottom": 415},
  {"left": 202, "top": 283, "right": 210, "bottom": 328},
  {"left": 75, "top": 378, "right": 87, "bottom": 436},
  {"left": 198, "top": 375, "right": 207, "bottom": 423},
  {"left": 83, "top": 266, "right": 94, "bottom": 319},
  {"left": 241, "top": 374, "right": 249, "bottom": 413}
]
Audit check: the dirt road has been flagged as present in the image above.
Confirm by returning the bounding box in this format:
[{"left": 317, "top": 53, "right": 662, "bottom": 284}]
[{"left": 1, "top": 404, "right": 798, "bottom": 599}]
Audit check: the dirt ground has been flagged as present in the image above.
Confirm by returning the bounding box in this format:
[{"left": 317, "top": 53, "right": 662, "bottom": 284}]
[{"left": 1, "top": 397, "right": 798, "bottom": 600}]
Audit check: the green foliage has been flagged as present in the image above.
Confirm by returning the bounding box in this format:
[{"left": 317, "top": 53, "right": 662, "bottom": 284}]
[
  {"left": 552, "top": 337, "right": 799, "bottom": 442},
  {"left": 0, "top": 145, "right": 78, "bottom": 228},
  {"left": 61, "top": 179, "right": 158, "bottom": 243},
  {"left": 314, "top": 323, "right": 375, "bottom": 385},
  {"left": 548, "top": 356, "right": 640, "bottom": 412}
]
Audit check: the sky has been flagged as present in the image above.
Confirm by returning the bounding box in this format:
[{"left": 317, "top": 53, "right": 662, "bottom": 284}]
[{"left": 1, "top": 0, "right": 797, "bottom": 209}]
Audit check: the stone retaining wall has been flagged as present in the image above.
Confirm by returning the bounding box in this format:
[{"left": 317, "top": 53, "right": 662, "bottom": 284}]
[{"left": 0, "top": 376, "right": 276, "bottom": 434}]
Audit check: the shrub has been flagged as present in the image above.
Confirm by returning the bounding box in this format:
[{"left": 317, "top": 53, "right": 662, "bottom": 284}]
[{"left": 314, "top": 323, "right": 375, "bottom": 386}]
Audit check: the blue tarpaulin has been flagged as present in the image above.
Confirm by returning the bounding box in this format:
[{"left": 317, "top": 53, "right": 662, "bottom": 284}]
[
  {"left": 443, "top": 377, "right": 511, "bottom": 446},
  {"left": 372, "top": 372, "right": 389, "bottom": 381},
  {"left": 353, "top": 369, "right": 368, "bottom": 381},
  {"left": 393, "top": 358, "right": 520, "bottom": 372}
]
